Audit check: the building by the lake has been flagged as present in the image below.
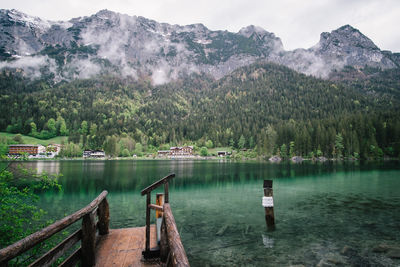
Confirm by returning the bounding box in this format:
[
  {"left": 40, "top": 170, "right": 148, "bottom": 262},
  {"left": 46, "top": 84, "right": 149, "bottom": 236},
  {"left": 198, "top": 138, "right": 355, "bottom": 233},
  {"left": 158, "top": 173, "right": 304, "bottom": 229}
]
[
  {"left": 157, "top": 146, "right": 194, "bottom": 158},
  {"left": 8, "top": 144, "right": 62, "bottom": 158},
  {"left": 83, "top": 150, "right": 106, "bottom": 158},
  {"left": 8, "top": 144, "right": 45, "bottom": 155}
]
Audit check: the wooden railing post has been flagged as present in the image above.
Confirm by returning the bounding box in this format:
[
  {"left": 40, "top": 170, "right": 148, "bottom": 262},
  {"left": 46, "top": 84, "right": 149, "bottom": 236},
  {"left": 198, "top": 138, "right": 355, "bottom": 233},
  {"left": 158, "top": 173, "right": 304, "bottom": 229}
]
[
  {"left": 81, "top": 213, "right": 96, "bottom": 266},
  {"left": 164, "top": 182, "right": 169, "bottom": 203},
  {"left": 97, "top": 198, "right": 110, "bottom": 235},
  {"left": 145, "top": 192, "right": 151, "bottom": 253},
  {"left": 140, "top": 174, "right": 175, "bottom": 260}
]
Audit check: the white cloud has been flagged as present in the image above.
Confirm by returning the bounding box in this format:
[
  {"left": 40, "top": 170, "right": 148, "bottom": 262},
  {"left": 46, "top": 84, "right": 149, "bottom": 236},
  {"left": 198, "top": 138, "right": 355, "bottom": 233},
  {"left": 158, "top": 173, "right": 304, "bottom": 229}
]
[
  {"left": 0, "top": 55, "right": 57, "bottom": 78},
  {"left": 0, "top": 0, "right": 399, "bottom": 52}
]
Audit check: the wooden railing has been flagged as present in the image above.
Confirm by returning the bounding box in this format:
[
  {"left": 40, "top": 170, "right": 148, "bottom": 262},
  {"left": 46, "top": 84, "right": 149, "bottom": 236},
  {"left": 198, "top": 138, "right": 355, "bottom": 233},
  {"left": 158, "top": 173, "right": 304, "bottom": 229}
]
[
  {"left": 160, "top": 204, "right": 190, "bottom": 267},
  {"left": 0, "top": 190, "right": 109, "bottom": 267},
  {"left": 141, "top": 173, "right": 189, "bottom": 266}
]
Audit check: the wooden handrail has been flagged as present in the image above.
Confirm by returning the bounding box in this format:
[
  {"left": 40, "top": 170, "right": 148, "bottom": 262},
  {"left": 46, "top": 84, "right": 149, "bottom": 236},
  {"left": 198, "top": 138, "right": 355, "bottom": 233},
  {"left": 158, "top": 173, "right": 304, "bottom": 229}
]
[
  {"left": 0, "top": 190, "right": 109, "bottom": 266},
  {"left": 161, "top": 204, "right": 189, "bottom": 267},
  {"left": 142, "top": 174, "right": 175, "bottom": 259},
  {"left": 141, "top": 173, "right": 175, "bottom": 196}
]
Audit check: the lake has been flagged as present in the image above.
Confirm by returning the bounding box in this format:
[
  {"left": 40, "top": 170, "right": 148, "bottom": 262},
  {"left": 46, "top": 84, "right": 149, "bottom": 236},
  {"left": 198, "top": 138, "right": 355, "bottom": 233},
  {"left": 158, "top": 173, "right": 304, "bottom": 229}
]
[{"left": 7, "top": 160, "right": 400, "bottom": 266}]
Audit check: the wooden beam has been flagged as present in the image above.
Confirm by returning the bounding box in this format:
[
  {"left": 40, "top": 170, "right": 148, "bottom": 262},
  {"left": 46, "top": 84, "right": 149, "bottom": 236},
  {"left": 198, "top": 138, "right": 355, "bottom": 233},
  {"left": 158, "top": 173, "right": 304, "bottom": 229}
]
[
  {"left": 59, "top": 248, "right": 81, "bottom": 267},
  {"left": 28, "top": 229, "right": 82, "bottom": 267},
  {"left": 141, "top": 174, "right": 175, "bottom": 196},
  {"left": 0, "top": 191, "right": 108, "bottom": 264},
  {"left": 148, "top": 204, "right": 164, "bottom": 212},
  {"left": 163, "top": 204, "right": 189, "bottom": 267}
]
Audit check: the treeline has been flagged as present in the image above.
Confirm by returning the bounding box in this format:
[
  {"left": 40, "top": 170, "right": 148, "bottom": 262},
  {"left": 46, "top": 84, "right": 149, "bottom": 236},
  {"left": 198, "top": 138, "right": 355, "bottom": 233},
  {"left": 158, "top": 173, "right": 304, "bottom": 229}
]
[{"left": 1, "top": 63, "right": 400, "bottom": 159}]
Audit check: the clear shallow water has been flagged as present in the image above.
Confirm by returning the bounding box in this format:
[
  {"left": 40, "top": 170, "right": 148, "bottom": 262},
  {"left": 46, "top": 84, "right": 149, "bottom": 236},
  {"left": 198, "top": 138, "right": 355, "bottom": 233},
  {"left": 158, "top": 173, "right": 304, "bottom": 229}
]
[{"left": 6, "top": 160, "right": 400, "bottom": 266}]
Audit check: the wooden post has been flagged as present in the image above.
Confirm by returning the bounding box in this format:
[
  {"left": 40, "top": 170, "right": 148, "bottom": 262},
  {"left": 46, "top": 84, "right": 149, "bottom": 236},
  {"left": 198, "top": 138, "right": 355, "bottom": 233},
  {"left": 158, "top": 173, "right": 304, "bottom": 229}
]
[
  {"left": 164, "top": 182, "right": 169, "bottom": 203},
  {"left": 160, "top": 217, "right": 169, "bottom": 263},
  {"left": 145, "top": 192, "right": 151, "bottom": 253},
  {"left": 97, "top": 198, "right": 109, "bottom": 235},
  {"left": 156, "top": 194, "right": 164, "bottom": 219},
  {"left": 263, "top": 180, "right": 275, "bottom": 229},
  {"left": 81, "top": 213, "right": 96, "bottom": 266}
]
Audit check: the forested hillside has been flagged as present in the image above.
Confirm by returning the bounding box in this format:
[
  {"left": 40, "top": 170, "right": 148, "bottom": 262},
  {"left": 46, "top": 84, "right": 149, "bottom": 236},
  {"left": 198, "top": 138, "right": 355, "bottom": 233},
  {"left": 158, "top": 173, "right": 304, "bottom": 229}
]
[{"left": 1, "top": 63, "right": 400, "bottom": 159}]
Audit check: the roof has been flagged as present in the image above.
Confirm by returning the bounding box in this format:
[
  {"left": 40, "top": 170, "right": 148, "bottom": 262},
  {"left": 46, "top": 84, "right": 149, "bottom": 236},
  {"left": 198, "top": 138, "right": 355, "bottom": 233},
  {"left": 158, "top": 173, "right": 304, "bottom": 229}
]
[{"left": 9, "top": 144, "right": 40, "bottom": 147}]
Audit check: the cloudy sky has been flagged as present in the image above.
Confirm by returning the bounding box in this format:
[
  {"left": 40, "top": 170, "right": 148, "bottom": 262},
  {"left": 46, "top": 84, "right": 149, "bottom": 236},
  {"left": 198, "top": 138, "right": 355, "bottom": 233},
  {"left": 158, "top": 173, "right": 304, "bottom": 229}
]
[{"left": 1, "top": 0, "right": 399, "bottom": 52}]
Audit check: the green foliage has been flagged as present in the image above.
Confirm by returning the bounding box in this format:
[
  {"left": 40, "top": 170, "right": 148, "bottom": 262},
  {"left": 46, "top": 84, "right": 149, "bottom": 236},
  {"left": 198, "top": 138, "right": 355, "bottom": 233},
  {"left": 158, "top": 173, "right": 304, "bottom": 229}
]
[
  {"left": 134, "top": 143, "right": 143, "bottom": 157},
  {"left": 80, "top": 121, "right": 88, "bottom": 135},
  {"left": 280, "top": 144, "right": 288, "bottom": 159},
  {"left": 103, "top": 135, "right": 119, "bottom": 157},
  {"left": 200, "top": 146, "right": 208, "bottom": 156},
  {"left": 0, "top": 63, "right": 400, "bottom": 159},
  {"left": 289, "top": 141, "right": 295, "bottom": 157},
  {"left": 238, "top": 135, "right": 246, "bottom": 149},
  {"left": 335, "top": 133, "right": 344, "bottom": 158},
  {"left": 0, "top": 166, "right": 61, "bottom": 249},
  {"left": 121, "top": 148, "right": 130, "bottom": 157},
  {"left": 46, "top": 118, "right": 57, "bottom": 136},
  {"left": 13, "top": 134, "right": 24, "bottom": 144},
  {"left": 59, "top": 143, "right": 82, "bottom": 157},
  {"left": 205, "top": 140, "right": 214, "bottom": 149}
]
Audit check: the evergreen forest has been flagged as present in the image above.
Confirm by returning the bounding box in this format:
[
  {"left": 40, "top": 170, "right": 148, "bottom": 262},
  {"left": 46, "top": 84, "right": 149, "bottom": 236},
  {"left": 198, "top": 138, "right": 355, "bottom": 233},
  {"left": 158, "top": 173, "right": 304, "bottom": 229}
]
[{"left": 1, "top": 62, "right": 400, "bottom": 159}]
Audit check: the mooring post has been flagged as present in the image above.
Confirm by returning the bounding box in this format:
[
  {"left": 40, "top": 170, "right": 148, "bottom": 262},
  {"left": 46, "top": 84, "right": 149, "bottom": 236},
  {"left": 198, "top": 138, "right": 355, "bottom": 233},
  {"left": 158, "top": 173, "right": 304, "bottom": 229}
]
[{"left": 263, "top": 180, "right": 275, "bottom": 229}]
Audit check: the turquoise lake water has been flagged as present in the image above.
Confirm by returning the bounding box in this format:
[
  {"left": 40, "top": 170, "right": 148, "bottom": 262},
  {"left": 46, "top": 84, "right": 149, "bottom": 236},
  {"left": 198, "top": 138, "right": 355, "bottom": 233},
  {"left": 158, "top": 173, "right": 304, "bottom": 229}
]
[{"left": 7, "top": 160, "right": 400, "bottom": 266}]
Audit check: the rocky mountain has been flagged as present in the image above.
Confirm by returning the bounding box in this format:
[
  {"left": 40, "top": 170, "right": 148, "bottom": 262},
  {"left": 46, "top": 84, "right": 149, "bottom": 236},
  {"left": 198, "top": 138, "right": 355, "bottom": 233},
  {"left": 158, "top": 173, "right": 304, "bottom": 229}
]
[{"left": 0, "top": 9, "right": 399, "bottom": 83}]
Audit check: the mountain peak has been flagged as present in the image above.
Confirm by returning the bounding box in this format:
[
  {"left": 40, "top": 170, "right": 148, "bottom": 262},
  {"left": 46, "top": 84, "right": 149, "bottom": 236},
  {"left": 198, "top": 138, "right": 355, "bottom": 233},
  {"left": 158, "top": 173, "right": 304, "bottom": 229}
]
[
  {"left": 319, "top": 24, "right": 379, "bottom": 51},
  {"left": 238, "top": 25, "right": 269, "bottom": 37}
]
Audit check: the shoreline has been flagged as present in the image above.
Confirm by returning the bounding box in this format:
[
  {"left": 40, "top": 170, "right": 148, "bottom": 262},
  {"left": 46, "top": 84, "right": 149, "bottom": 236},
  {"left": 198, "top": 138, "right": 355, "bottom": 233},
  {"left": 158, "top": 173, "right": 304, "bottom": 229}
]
[{"left": 2, "top": 156, "right": 399, "bottom": 163}]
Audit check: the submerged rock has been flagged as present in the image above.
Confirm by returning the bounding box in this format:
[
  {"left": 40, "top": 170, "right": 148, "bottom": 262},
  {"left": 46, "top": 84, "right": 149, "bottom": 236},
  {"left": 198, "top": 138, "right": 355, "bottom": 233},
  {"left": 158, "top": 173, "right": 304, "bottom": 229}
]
[
  {"left": 326, "top": 254, "right": 346, "bottom": 265},
  {"left": 372, "top": 244, "right": 389, "bottom": 253},
  {"left": 316, "top": 259, "right": 333, "bottom": 267},
  {"left": 341, "top": 245, "right": 356, "bottom": 256},
  {"left": 216, "top": 225, "right": 229, "bottom": 236},
  {"left": 387, "top": 248, "right": 400, "bottom": 259}
]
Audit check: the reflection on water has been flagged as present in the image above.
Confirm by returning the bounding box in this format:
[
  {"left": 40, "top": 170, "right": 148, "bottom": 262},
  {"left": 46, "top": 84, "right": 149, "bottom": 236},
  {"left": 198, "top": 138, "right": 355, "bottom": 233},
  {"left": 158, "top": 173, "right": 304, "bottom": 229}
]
[
  {"left": 5, "top": 161, "right": 61, "bottom": 175},
  {"left": 5, "top": 160, "right": 400, "bottom": 266}
]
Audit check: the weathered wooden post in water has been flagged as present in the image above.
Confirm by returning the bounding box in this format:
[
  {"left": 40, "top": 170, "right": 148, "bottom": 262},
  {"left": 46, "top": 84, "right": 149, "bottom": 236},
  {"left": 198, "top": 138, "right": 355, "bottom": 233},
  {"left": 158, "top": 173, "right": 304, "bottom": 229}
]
[{"left": 263, "top": 180, "right": 275, "bottom": 229}]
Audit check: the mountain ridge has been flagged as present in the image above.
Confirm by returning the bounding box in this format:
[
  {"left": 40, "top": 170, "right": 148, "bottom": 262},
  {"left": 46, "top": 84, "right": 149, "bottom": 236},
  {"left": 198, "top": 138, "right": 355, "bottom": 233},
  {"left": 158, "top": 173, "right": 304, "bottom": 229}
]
[{"left": 0, "top": 9, "right": 399, "bottom": 83}]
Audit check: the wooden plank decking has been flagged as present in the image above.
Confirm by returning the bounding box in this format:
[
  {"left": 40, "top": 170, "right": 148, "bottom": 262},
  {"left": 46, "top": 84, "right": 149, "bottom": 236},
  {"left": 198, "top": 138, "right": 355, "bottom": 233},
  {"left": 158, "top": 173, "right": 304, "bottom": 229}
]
[{"left": 95, "top": 225, "right": 160, "bottom": 267}]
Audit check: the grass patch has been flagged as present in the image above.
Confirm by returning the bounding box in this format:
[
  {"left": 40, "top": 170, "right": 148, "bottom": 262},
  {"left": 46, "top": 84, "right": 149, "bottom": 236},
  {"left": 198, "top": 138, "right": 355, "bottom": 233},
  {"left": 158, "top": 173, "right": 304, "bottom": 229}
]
[{"left": 0, "top": 132, "right": 67, "bottom": 145}]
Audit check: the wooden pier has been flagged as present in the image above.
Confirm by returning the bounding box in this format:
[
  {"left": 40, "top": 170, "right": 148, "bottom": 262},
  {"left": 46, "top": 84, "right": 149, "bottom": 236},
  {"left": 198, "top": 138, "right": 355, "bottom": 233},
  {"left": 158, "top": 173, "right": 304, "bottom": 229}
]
[
  {"left": 0, "top": 174, "right": 189, "bottom": 267},
  {"left": 95, "top": 226, "right": 159, "bottom": 267}
]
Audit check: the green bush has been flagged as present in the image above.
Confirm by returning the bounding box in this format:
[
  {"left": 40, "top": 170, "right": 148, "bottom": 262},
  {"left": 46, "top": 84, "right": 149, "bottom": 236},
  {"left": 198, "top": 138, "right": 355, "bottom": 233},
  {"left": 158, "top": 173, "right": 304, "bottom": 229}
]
[
  {"left": 200, "top": 146, "right": 208, "bottom": 156},
  {"left": 0, "top": 167, "right": 61, "bottom": 249}
]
